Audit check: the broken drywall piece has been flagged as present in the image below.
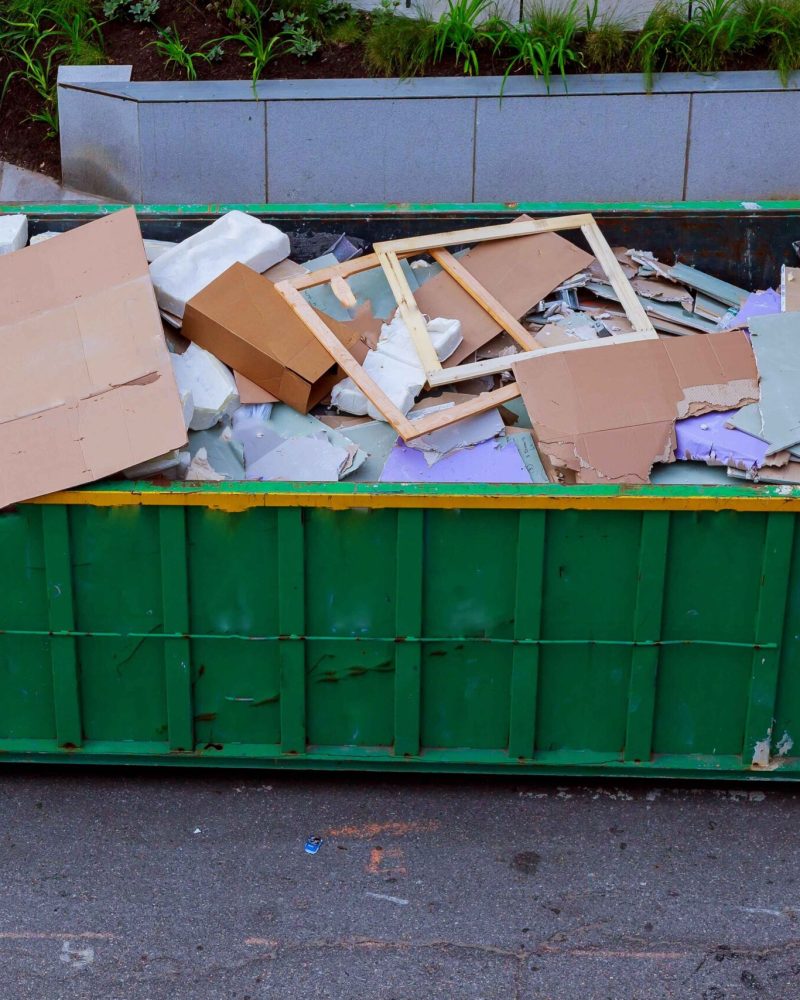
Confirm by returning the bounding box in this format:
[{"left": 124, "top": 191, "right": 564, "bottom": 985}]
[
  {"left": 0, "top": 208, "right": 187, "bottom": 508},
  {"left": 632, "top": 276, "right": 693, "bottom": 309},
  {"left": 513, "top": 329, "right": 758, "bottom": 484},
  {"left": 415, "top": 215, "right": 594, "bottom": 367},
  {"left": 248, "top": 434, "right": 350, "bottom": 482},
  {"left": 693, "top": 293, "right": 734, "bottom": 323},
  {"left": 170, "top": 342, "right": 238, "bottom": 431},
  {"left": 675, "top": 410, "right": 783, "bottom": 471},
  {"left": 739, "top": 312, "right": 800, "bottom": 453},
  {"left": 232, "top": 403, "right": 367, "bottom": 479},
  {"left": 124, "top": 449, "right": 182, "bottom": 479},
  {"left": 0, "top": 214, "right": 27, "bottom": 255},
  {"left": 651, "top": 461, "right": 732, "bottom": 485},
  {"left": 339, "top": 420, "right": 399, "bottom": 483},
  {"left": 781, "top": 266, "right": 800, "bottom": 312},
  {"left": 186, "top": 424, "right": 245, "bottom": 480},
  {"left": 406, "top": 407, "right": 504, "bottom": 463},
  {"left": 667, "top": 262, "right": 749, "bottom": 309},
  {"left": 143, "top": 238, "right": 177, "bottom": 263},
  {"left": 380, "top": 435, "right": 532, "bottom": 484},
  {"left": 149, "top": 211, "right": 290, "bottom": 318},
  {"left": 505, "top": 429, "right": 549, "bottom": 482},
  {"left": 185, "top": 446, "right": 226, "bottom": 481},
  {"left": 728, "top": 461, "right": 800, "bottom": 485}
]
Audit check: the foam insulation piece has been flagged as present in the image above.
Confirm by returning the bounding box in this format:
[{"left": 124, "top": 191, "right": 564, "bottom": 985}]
[
  {"left": 144, "top": 238, "right": 177, "bottom": 262},
  {"left": 331, "top": 315, "right": 462, "bottom": 419},
  {"left": 725, "top": 288, "right": 782, "bottom": 328},
  {"left": 0, "top": 214, "right": 27, "bottom": 254},
  {"left": 124, "top": 450, "right": 181, "bottom": 478},
  {"left": 380, "top": 435, "right": 532, "bottom": 484},
  {"left": 170, "top": 342, "right": 238, "bottom": 431},
  {"left": 149, "top": 211, "right": 290, "bottom": 317},
  {"left": 29, "top": 231, "right": 60, "bottom": 245},
  {"left": 675, "top": 410, "right": 780, "bottom": 471}
]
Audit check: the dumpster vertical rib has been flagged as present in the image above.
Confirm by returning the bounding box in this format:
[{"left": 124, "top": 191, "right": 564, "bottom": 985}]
[
  {"left": 394, "top": 509, "right": 423, "bottom": 757},
  {"left": 278, "top": 508, "right": 306, "bottom": 754},
  {"left": 624, "top": 511, "right": 670, "bottom": 762},
  {"left": 743, "top": 512, "right": 795, "bottom": 767},
  {"left": 42, "top": 505, "right": 82, "bottom": 748},
  {"left": 159, "top": 506, "right": 193, "bottom": 752},
  {"left": 508, "top": 510, "right": 545, "bottom": 759}
]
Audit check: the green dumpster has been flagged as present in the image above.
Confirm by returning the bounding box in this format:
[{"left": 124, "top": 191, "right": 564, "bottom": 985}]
[{"left": 2, "top": 201, "right": 800, "bottom": 780}]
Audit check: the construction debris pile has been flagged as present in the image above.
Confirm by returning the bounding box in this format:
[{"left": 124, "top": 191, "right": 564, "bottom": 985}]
[{"left": 1, "top": 207, "right": 799, "bottom": 507}]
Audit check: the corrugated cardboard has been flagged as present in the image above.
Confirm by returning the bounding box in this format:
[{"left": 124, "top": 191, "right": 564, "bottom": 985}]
[
  {"left": 0, "top": 208, "right": 187, "bottom": 508},
  {"left": 184, "top": 262, "right": 348, "bottom": 413},
  {"left": 513, "top": 330, "right": 759, "bottom": 485},
  {"left": 234, "top": 371, "right": 278, "bottom": 405},
  {"left": 415, "top": 215, "right": 594, "bottom": 367}
]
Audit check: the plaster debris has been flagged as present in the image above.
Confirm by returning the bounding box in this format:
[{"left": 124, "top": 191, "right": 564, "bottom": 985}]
[
  {"left": 0, "top": 214, "right": 27, "bottom": 254},
  {"left": 170, "top": 342, "right": 239, "bottom": 431}
]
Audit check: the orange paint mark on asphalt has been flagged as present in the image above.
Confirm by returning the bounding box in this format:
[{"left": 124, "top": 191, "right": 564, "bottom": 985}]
[
  {"left": 366, "top": 846, "right": 407, "bottom": 877},
  {"left": 326, "top": 820, "right": 439, "bottom": 839}
]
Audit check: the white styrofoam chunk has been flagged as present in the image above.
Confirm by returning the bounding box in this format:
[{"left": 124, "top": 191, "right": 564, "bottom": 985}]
[
  {"left": 332, "top": 315, "right": 460, "bottom": 420},
  {"left": 143, "top": 238, "right": 177, "bottom": 262},
  {"left": 363, "top": 351, "right": 424, "bottom": 418},
  {"left": 379, "top": 314, "right": 462, "bottom": 367},
  {"left": 29, "top": 231, "right": 60, "bottom": 246},
  {"left": 149, "top": 210, "right": 290, "bottom": 317},
  {"left": 0, "top": 214, "right": 28, "bottom": 255},
  {"left": 331, "top": 377, "right": 369, "bottom": 416},
  {"left": 170, "top": 343, "right": 238, "bottom": 431}
]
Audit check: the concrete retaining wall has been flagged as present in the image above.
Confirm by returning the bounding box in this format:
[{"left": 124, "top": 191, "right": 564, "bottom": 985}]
[{"left": 58, "top": 69, "right": 800, "bottom": 204}]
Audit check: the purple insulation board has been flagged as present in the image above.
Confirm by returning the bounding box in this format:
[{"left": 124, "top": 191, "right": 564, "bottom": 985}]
[
  {"left": 380, "top": 437, "right": 532, "bottom": 484},
  {"left": 674, "top": 410, "right": 772, "bottom": 470}
]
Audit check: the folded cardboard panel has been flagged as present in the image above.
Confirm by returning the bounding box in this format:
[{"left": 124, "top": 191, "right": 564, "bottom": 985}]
[
  {"left": 0, "top": 208, "right": 186, "bottom": 507},
  {"left": 513, "top": 330, "right": 759, "bottom": 485}
]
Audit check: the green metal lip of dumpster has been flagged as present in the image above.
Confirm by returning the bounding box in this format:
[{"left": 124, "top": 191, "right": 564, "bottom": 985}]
[{"left": 4, "top": 200, "right": 800, "bottom": 780}]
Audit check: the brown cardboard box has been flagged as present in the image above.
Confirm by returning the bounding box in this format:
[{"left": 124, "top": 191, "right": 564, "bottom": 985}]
[
  {"left": 0, "top": 208, "right": 187, "bottom": 508},
  {"left": 513, "top": 330, "right": 759, "bottom": 485},
  {"left": 184, "top": 262, "right": 345, "bottom": 413}
]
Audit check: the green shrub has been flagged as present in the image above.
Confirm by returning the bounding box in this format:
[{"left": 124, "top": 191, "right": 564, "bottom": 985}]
[{"left": 364, "top": 1, "right": 434, "bottom": 75}]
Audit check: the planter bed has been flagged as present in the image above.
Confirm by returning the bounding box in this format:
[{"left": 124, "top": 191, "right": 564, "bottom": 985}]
[{"left": 56, "top": 69, "right": 800, "bottom": 203}]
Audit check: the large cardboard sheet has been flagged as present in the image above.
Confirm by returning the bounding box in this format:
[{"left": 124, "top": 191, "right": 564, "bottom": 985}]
[
  {"left": 0, "top": 209, "right": 186, "bottom": 507},
  {"left": 513, "top": 330, "right": 759, "bottom": 484},
  {"left": 414, "top": 217, "right": 593, "bottom": 367}
]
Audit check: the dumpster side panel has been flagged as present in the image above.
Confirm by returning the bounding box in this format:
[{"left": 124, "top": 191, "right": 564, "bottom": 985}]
[
  {"left": 0, "top": 505, "right": 55, "bottom": 741},
  {"left": 3, "top": 499, "right": 800, "bottom": 776}
]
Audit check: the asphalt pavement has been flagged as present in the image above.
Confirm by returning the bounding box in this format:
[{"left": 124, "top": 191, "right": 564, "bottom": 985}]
[{"left": 1, "top": 768, "right": 799, "bottom": 999}]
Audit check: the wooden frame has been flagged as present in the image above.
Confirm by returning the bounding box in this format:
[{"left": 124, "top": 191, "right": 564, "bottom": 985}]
[
  {"left": 274, "top": 215, "right": 658, "bottom": 440},
  {"left": 373, "top": 213, "right": 658, "bottom": 387}
]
